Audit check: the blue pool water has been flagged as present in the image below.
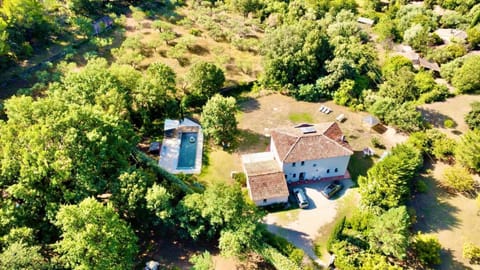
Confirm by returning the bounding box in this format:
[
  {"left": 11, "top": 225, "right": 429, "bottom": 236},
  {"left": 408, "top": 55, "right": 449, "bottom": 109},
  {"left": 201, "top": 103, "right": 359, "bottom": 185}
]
[{"left": 177, "top": 132, "right": 198, "bottom": 169}]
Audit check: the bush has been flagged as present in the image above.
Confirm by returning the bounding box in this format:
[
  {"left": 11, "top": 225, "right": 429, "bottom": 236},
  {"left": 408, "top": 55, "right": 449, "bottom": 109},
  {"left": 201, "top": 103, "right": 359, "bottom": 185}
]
[
  {"left": 416, "top": 180, "right": 428, "bottom": 193},
  {"left": 327, "top": 216, "right": 346, "bottom": 252},
  {"left": 413, "top": 233, "right": 442, "bottom": 266},
  {"left": 190, "top": 28, "right": 202, "bottom": 36},
  {"left": 232, "top": 172, "right": 246, "bottom": 187},
  {"left": 442, "top": 165, "right": 475, "bottom": 192},
  {"left": 444, "top": 119, "right": 455, "bottom": 128},
  {"left": 189, "top": 251, "right": 214, "bottom": 270},
  {"left": 371, "top": 137, "right": 385, "bottom": 149},
  {"left": 463, "top": 243, "right": 480, "bottom": 264},
  {"left": 288, "top": 248, "right": 305, "bottom": 265}
]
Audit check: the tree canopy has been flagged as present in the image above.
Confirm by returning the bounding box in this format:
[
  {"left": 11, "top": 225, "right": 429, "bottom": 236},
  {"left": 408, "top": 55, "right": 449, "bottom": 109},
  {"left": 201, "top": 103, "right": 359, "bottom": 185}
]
[{"left": 54, "top": 198, "right": 138, "bottom": 269}]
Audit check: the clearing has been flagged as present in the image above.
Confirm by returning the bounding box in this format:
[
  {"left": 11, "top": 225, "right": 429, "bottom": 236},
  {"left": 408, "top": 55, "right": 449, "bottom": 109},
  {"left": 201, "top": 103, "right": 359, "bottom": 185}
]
[
  {"left": 412, "top": 162, "right": 480, "bottom": 270},
  {"left": 419, "top": 94, "right": 480, "bottom": 138}
]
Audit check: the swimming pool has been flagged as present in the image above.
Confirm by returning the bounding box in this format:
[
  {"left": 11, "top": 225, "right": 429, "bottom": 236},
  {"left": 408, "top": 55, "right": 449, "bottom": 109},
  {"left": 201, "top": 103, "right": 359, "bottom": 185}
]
[{"left": 177, "top": 132, "right": 198, "bottom": 169}]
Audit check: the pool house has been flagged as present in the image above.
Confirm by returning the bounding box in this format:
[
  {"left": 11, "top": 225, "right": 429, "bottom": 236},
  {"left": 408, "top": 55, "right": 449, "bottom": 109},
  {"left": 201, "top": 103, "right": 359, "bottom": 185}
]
[{"left": 158, "top": 118, "right": 204, "bottom": 174}]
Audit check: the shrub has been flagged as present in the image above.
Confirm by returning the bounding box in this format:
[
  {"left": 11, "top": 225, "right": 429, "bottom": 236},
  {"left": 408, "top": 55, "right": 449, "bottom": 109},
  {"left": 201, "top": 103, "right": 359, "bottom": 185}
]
[
  {"left": 189, "top": 251, "right": 214, "bottom": 270},
  {"left": 190, "top": 28, "right": 202, "bottom": 36},
  {"left": 463, "top": 243, "right": 480, "bottom": 264},
  {"left": 442, "top": 165, "right": 475, "bottom": 192},
  {"left": 327, "top": 216, "right": 346, "bottom": 252},
  {"left": 444, "top": 119, "right": 455, "bottom": 128},
  {"left": 232, "top": 172, "right": 246, "bottom": 187},
  {"left": 371, "top": 137, "right": 385, "bottom": 149},
  {"left": 412, "top": 233, "right": 442, "bottom": 266},
  {"left": 416, "top": 180, "right": 428, "bottom": 193},
  {"left": 289, "top": 248, "right": 305, "bottom": 265}
]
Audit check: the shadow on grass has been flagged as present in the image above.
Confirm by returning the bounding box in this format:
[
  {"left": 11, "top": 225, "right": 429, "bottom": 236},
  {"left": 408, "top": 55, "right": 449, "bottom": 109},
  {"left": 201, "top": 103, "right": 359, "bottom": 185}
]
[
  {"left": 411, "top": 173, "right": 461, "bottom": 233},
  {"left": 238, "top": 97, "right": 260, "bottom": 113},
  {"left": 347, "top": 151, "right": 375, "bottom": 184},
  {"left": 438, "top": 248, "right": 474, "bottom": 270},
  {"left": 234, "top": 128, "right": 269, "bottom": 153},
  {"left": 418, "top": 107, "right": 457, "bottom": 129}
]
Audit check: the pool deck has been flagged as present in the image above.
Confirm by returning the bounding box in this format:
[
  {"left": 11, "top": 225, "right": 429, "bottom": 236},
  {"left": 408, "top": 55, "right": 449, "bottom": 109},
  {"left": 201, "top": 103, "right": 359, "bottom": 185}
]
[{"left": 158, "top": 130, "right": 203, "bottom": 175}]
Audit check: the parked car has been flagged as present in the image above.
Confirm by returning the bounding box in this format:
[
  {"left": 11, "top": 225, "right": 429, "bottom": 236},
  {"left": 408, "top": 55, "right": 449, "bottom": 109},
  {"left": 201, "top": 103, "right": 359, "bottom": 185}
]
[
  {"left": 293, "top": 188, "right": 309, "bottom": 209},
  {"left": 321, "top": 181, "right": 343, "bottom": 199}
]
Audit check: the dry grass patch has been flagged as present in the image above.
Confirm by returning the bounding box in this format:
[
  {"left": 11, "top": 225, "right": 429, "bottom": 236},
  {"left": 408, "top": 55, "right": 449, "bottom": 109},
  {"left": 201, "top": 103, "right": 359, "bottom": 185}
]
[{"left": 412, "top": 162, "right": 480, "bottom": 269}]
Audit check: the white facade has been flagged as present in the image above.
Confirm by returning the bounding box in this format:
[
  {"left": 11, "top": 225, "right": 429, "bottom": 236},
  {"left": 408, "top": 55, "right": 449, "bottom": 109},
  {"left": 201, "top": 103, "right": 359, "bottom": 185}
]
[
  {"left": 282, "top": 155, "right": 351, "bottom": 182},
  {"left": 252, "top": 196, "right": 289, "bottom": 206},
  {"left": 270, "top": 136, "right": 351, "bottom": 182}
]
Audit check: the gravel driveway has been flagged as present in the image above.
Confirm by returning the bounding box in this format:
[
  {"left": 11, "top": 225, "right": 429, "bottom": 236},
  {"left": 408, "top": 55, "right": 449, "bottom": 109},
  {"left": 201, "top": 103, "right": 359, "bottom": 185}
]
[{"left": 263, "top": 180, "right": 355, "bottom": 267}]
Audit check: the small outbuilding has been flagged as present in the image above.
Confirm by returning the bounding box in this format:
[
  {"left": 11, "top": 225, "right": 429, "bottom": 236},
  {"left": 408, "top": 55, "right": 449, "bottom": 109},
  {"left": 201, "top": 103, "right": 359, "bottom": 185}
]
[
  {"left": 357, "top": 17, "right": 375, "bottom": 26},
  {"left": 362, "top": 115, "right": 385, "bottom": 133}
]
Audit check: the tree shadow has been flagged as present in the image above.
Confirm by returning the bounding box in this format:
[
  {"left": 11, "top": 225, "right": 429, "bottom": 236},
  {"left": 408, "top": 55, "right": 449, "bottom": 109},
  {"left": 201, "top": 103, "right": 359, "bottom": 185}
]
[
  {"left": 238, "top": 97, "right": 260, "bottom": 113},
  {"left": 233, "top": 128, "right": 269, "bottom": 153},
  {"left": 418, "top": 107, "right": 457, "bottom": 128},
  {"left": 438, "top": 248, "right": 474, "bottom": 270},
  {"left": 188, "top": 44, "right": 209, "bottom": 56},
  {"left": 410, "top": 173, "right": 461, "bottom": 233},
  {"left": 347, "top": 151, "right": 375, "bottom": 183}
]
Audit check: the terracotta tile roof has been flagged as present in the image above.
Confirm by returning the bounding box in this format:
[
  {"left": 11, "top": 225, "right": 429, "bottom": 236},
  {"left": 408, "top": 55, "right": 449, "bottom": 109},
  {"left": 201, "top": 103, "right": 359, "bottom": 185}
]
[
  {"left": 271, "top": 122, "right": 353, "bottom": 163},
  {"left": 244, "top": 160, "right": 289, "bottom": 201}
]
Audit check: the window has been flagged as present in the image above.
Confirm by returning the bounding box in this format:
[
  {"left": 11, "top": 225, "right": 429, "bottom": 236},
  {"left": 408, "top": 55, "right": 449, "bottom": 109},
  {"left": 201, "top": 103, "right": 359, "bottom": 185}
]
[
  {"left": 313, "top": 164, "right": 317, "bottom": 167},
  {"left": 301, "top": 161, "right": 305, "bottom": 166},
  {"left": 327, "top": 169, "right": 330, "bottom": 173},
  {"left": 292, "top": 162, "right": 296, "bottom": 167},
  {"left": 263, "top": 199, "right": 267, "bottom": 203},
  {"left": 293, "top": 173, "right": 296, "bottom": 178},
  {"left": 335, "top": 168, "right": 338, "bottom": 173}
]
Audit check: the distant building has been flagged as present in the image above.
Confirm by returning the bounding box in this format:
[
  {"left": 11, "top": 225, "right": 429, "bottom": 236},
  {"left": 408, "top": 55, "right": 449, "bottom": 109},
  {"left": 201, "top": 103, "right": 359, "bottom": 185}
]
[{"left": 357, "top": 17, "right": 375, "bottom": 26}]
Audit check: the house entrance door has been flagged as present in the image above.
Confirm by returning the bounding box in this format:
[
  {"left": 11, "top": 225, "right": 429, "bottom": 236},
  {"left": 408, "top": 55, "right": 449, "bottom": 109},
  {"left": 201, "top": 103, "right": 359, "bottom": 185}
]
[{"left": 299, "top": 172, "right": 305, "bottom": 181}]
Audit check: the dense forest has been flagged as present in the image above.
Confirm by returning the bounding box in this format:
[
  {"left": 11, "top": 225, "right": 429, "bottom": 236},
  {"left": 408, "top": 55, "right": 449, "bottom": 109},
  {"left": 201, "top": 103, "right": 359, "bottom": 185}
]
[{"left": 1, "top": 0, "right": 480, "bottom": 269}]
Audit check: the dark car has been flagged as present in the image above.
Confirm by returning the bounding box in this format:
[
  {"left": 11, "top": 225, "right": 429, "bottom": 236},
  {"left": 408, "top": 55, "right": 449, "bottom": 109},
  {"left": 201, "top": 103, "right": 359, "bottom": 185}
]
[{"left": 321, "top": 181, "right": 343, "bottom": 199}]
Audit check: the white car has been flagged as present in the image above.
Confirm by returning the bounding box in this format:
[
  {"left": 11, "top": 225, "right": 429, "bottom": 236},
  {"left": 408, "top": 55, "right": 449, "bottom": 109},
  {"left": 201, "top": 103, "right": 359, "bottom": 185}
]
[{"left": 293, "top": 188, "right": 309, "bottom": 209}]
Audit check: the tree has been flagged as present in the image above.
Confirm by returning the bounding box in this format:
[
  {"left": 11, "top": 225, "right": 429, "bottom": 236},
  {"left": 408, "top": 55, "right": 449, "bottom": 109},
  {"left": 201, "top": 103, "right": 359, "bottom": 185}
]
[
  {"left": 54, "top": 198, "right": 138, "bottom": 269},
  {"left": 378, "top": 67, "right": 418, "bottom": 103},
  {"left": 369, "top": 206, "right": 410, "bottom": 259},
  {"left": 381, "top": 55, "right": 414, "bottom": 79},
  {"left": 185, "top": 62, "right": 225, "bottom": 106},
  {"left": 441, "top": 165, "right": 475, "bottom": 192},
  {"left": 146, "top": 183, "right": 173, "bottom": 221},
  {"left": 412, "top": 233, "right": 442, "bottom": 266},
  {"left": 359, "top": 143, "right": 422, "bottom": 209},
  {"left": 465, "top": 101, "right": 480, "bottom": 130},
  {"left": 452, "top": 55, "right": 480, "bottom": 93},
  {"left": 261, "top": 20, "right": 329, "bottom": 89},
  {"left": 65, "top": 0, "right": 104, "bottom": 17},
  {"left": 455, "top": 129, "right": 480, "bottom": 172},
  {"left": 176, "top": 183, "right": 263, "bottom": 256},
  {"left": 201, "top": 94, "right": 237, "bottom": 146},
  {"left": 0, "top": 242, "right": 46, "bottom": 269}
]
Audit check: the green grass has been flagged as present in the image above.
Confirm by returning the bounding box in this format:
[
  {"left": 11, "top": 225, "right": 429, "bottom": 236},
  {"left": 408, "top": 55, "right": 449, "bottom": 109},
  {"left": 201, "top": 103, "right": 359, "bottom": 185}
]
[
  {"left": 314, "top": 189, "right": 359, "bottom": 260},
  {"left": 288, "top": 112, "right": 314, "bottom": 124},
  {"left": 198, "top": 147, "right": 242, "bottom": 185}
]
